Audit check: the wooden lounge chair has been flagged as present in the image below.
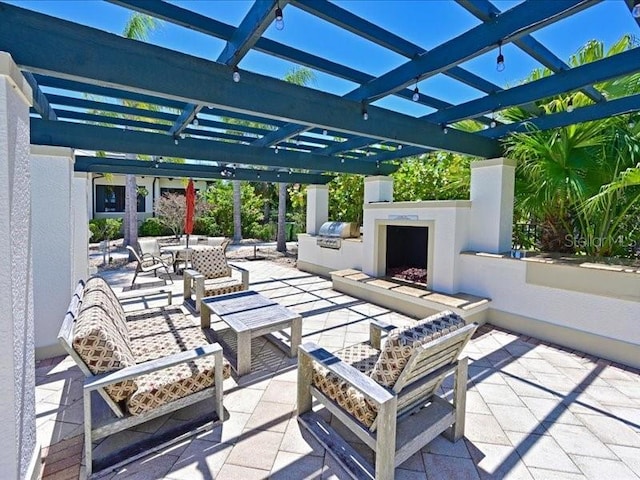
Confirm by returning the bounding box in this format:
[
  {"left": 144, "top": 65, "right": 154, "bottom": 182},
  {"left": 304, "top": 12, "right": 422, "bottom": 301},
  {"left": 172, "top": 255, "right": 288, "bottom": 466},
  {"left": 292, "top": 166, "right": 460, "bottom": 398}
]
[
  {"left": 183, "top": 246, "right": 249, "bottom": 313},
  {"left": 126, "top": 245, "right": 173, "bottom": 288},
  {"left": 58, "top": 277, "right": 229, "bottom": 476},
  {"left": 297, "top": 310, "right": 477, "bottom": 480}
]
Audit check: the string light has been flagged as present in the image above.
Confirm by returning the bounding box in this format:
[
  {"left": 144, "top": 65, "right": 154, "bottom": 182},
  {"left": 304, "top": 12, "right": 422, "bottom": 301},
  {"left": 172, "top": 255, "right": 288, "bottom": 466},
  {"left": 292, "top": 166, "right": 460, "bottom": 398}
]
[
  {"left": 362, "top": 104, "right": 369, "bottom": 121},
  {"left": 496, "top": 41, "right": 505, "bottom": 72},
  {"left": 490, "top": 112, "right": 497, "bottom": 128},
  {"left": 567, "top": 97, "right": 574, "bottom": 113},
  {"left": 275, "top": 2, "right": 284, "bottom": 30},
  {"left": 441, "top": 124, "right": 448, "bottom": 134},
  {"left": 232, "top": 66, "right": 241, "bottom": 83},
  {"left": 192, "top": 115, "right": 199, "bottom": 126},
  {"left": 412, "top": 78, "right": 420, "bottom": 102},
  {"left": 274, "top": 145, "right": 279, "bottom": 154}
]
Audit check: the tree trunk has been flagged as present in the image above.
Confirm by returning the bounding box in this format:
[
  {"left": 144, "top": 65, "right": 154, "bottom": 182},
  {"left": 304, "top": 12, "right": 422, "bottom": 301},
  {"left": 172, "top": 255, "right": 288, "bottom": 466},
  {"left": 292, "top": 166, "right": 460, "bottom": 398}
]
[
  {"left": 277, "top": 183, "right": 287, "bottom": 253},
  {"left": 124, "top": 172, "right": 138, "bottom": 260},
  {"left": 233, "top": 180, "right": 242, "bottom": 244}
]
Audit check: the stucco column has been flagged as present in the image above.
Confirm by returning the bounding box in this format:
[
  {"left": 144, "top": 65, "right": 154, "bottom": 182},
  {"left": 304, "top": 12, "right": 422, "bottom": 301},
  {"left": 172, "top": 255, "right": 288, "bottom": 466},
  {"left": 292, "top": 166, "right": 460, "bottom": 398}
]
[
  {"left": 469, "top": 158, "right": 516, "bottom": 254},
  {"left": 0, "top": 53, "right": 40, "bottom": 480},
  {"left": 72, "top": 171, "right": 91, "bottom": 282},
  {"left": 364, "top": 175, "right": 393, "bottom": 204},
  {"left": 30, "top": 146, "right": 79, "bottom": 359},
  {"left": 306, "top": 184, "right": 328, "bottom": 235}
]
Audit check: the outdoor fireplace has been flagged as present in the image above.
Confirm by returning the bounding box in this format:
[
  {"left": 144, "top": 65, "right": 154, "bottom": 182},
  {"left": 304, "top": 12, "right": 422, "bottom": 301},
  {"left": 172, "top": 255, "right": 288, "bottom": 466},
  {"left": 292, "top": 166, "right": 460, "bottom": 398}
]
[{"left": 385, "top": 225, "right": 428, "bottom": 284}]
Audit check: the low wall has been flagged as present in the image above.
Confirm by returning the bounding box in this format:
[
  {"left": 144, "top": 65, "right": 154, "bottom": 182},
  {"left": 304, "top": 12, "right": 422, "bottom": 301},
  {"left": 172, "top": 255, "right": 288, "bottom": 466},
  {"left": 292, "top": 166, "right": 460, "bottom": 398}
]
[
  {"left": 459, "top": 253, "right": 640, "bottom": 368},
  {"left": 297, "top": 234, "right": 363, "bottom": 277}
]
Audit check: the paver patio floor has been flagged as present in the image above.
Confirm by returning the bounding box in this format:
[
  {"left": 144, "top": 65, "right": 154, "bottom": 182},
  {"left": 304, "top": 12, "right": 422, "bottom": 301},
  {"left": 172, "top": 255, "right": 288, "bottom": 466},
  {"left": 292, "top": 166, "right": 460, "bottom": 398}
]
[{"left": 36, "top": 260, "right": 640, "bottom": 479}]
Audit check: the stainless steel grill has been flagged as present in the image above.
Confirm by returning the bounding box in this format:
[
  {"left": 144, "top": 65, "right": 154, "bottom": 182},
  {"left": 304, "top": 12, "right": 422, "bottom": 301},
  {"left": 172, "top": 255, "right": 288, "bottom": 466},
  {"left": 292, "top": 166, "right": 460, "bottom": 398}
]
[{"left": 317, "top": 222, "right": 359, "bottom": 249}]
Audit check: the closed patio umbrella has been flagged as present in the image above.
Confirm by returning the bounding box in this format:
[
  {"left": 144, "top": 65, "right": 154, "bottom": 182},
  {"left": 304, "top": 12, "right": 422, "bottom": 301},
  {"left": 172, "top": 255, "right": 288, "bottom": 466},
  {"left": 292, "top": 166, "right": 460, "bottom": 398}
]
[{"left": 185, "top": 178, "right": 195, "bottom": 248}]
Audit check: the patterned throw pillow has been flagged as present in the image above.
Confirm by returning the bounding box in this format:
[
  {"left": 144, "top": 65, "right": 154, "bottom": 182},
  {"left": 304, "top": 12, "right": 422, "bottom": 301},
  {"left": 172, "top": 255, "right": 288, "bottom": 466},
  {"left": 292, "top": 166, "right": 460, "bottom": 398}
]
[
  {"left": 191, "top": 246, "right": 230, "bottom": 279},
  {"left": 369, "top": 310, "right": 465, "bottom": 389}
]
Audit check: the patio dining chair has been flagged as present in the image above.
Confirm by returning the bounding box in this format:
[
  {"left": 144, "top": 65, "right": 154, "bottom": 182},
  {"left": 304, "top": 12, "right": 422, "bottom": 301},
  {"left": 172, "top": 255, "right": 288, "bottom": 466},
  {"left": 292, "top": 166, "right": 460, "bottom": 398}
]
[
  {"left": 297, "top": 310, "right": 477, "bottom": 480},
  {"left": 137, "top": 238, "right": 174, "bottom": 266},
  {"left": 126, "top": 245, "right": 174, "bottom": 288}
]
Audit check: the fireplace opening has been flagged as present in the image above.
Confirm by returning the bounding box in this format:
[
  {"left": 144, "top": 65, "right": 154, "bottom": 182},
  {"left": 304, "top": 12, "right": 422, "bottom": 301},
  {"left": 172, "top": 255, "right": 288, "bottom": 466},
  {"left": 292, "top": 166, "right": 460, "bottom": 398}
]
[{"left": 385, "top": 225, "right": 428, "bottom": 285}]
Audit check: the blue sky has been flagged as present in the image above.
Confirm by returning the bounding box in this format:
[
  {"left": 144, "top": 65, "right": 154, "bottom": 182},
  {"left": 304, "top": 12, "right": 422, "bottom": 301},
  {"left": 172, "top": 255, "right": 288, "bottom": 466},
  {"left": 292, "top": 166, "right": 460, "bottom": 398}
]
[{"left": 8, "top": 0, "right": 639, "bottom": 117}]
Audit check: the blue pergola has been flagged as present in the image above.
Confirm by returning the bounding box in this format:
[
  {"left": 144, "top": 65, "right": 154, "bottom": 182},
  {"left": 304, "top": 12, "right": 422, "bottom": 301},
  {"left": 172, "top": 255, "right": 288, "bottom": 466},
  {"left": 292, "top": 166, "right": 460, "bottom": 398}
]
[{"left": 1, "top": 0, "right": 639, "bottom": 184}]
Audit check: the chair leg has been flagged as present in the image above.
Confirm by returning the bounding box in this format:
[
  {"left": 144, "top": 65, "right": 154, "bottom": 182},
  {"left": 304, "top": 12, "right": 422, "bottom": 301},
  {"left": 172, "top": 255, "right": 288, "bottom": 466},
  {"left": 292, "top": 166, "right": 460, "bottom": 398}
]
[
  {"left": 297, "top": 349, "right": 313, "bottom": 416},
  {"left": 130, "top": 270, "right": 138, "bottom": 288},
  {"left": 374, "top": 396, "right": 398, "bottom": 480},
  {"left": 445, "top": 356, "right": 468, "bottom": 442},
  {"left": 164, "top": 265, "right": 174, "bottom": 284},
  {"left": 83, "top": 389, "right": 93, "bottom": 477}
]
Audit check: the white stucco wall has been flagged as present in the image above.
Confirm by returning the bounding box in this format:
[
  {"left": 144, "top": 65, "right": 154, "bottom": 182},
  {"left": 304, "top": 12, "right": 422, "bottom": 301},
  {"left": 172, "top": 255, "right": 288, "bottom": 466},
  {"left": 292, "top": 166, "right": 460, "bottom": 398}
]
[
  {"left": 30, "top": 146, "right": 75, "bottom": 359},
  {"left": 297, "top": 234, "right": 363, "bottom": 274},
  {"left": 0, "top": 54, "right": 38, "bottom": 480},
  {"left": 459, "top": 254, "right": 640, "bottom": 360},
  {"left": 72, "top": 172, "right": 90, "bottom": 284}
]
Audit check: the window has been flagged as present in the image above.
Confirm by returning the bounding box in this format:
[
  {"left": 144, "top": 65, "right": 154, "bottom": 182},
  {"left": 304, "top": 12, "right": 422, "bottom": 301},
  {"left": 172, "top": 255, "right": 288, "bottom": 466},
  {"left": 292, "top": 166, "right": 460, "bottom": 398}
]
[
  {"left": 95, "top": 185, "right": 145, "bottom": 213},
  {"left": 160, "top": 187, "right": 186, "bottom": 196}
]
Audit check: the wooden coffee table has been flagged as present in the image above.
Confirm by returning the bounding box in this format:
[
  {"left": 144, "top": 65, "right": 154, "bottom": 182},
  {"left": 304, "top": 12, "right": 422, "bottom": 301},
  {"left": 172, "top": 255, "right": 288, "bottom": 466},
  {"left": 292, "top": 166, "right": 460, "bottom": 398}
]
[{"left": 200, "top": 290, "right": 302, "bottom": 375}]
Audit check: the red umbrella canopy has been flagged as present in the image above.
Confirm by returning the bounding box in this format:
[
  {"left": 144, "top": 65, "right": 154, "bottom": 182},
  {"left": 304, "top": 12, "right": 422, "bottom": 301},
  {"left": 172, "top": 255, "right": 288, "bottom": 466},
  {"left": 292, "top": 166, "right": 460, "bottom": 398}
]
[{"left": 185, "top": 178, "right": 195, "bottom": 237}]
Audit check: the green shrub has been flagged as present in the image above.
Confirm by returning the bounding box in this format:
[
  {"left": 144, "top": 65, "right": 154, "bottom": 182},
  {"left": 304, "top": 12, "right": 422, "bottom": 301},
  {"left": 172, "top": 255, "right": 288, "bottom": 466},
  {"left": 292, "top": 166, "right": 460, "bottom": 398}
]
[
  {"left": 193, "top": 217, "right": 221, "bottom": 236},
  {"left": 139, "top": 217, "right": 169, "bottom": 237},
  {"left": 250, "top": 222, "right": 275, "bottom": 241},
  {"left": 89, "top": 218, "right": 123, "bottom": 242}
]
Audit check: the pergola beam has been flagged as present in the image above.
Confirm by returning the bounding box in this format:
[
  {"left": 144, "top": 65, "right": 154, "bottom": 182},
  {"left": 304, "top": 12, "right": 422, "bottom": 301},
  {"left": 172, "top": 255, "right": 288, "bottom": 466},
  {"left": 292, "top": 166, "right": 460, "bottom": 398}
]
[
  {"left": 75, "top": 156, "right": 332, "bottom": 184},
  {"left": 30, "top": 120, "right": 397, "bottom": 175},
  {"left": 292, "top": 0, "right": 503, "bottom": 96},
  {"left": 426, "top": 46, "right": 640, "bottom": 124},
  {"left": 0, "top": 3, "right": 501, "bottom": 158},
  {"left": 479, "top": 93, "right": 640, "bottom": 138},
  {"left": 23, "top": 72, "right": 57, "bottom": 120},
  {"left": 456, "top": 0, "right": 605, "bottom": 104},
  {"left": 33, "top": 74, "right": 186, "bottom": 110},
  {"left": 344, "top": 0, "right": 598, "bottom": 103},
  {"left": 169, "top": 0, "right": 283, "bottom": 137}
]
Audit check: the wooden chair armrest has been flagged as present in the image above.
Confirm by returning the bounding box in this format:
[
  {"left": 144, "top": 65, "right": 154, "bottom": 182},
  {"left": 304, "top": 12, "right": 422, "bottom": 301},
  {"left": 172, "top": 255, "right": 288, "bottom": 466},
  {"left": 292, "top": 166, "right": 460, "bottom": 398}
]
[
  {"left": 183, "top": 269, "right": 204, "bottom": 281},
  {"left": 84, "top": 343, "right": 223, "bottom": 392},
  {"left": 229, "top": 263, "right": 250, "bottom": 289},
  {"left": 299, "top": 342, "right": 395, "bottom": 407},
  {"left": 369, "top": 319, "right": 396, "bottom": 349}
]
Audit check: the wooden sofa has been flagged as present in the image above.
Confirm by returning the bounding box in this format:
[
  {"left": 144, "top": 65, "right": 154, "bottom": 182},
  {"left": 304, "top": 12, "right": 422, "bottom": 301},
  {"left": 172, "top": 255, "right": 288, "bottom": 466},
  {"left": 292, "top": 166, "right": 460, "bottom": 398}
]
[
  {"left": 297, "top": 310, "right": 477, "bottom": 480},
  {"left": 58, "top": 276, "right": 230, "bottom": 476}
]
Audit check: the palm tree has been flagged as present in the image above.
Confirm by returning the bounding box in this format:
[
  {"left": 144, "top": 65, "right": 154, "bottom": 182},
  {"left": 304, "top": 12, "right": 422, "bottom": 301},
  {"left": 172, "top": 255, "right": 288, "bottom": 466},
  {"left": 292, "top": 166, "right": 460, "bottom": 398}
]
[
  {"left": 277, "top": 67, "right": 316, "bottom": 252},
  {"left": 502, "top": 35, "right": 640, "bottom": 256},
  {"left": 121, "top": 14, "right": 159, "bottom": 254}
]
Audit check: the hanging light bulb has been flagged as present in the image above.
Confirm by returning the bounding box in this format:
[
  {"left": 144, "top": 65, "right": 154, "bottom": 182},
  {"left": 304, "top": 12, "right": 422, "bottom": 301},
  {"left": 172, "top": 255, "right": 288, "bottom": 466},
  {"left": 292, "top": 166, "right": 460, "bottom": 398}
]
[
  {"left": 633, "top": 1, "right": 640, "bottom": 18},
  {"left": 412, "top": 78, "right": 420, "bottom": 102},
  {"left": 192, "top": 115, "right": 199, "bottom": 126},
  {"left": 567, "top": 97, "right": 574, "bottom": 113},
  {"left": 275, "top": 3, "right": 284, "bottom": 30},
  {"left": 257, "top": 173, "right": 261, "bottom": 179},
  {"left": 174, "top": 138, "right": 179, "bottom": 145},
  {"left": 441, "top": 124, "right": 448, "bottom": 134},
  {"left": 322, "top": 129, "right": 328, "bottom": 136},
  {"left": 496, "top": 41, "right": 505, "bottom": 72},
  {"left": 232, "top": 66, "right": 241, "bottom": 83},
  {"left": 274, "top": 145, "right": 279, "bottom": 154},
  {"left": 629, "top": 118, "right": 636, "bottom": 129},
  {"left": 398, "top": 144, "right": 403, "bottom": 150},
  {"left": 490, "top": 112, "right": 497, "bottom": 128},
  {"left": 362, "top": 104, "right": 369, "bottom": 121}
]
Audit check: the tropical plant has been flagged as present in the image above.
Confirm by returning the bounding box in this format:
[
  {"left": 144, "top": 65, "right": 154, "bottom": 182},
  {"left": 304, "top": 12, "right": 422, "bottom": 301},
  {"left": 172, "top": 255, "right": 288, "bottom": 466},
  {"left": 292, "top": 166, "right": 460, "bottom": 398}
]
[
  {"left": 502, "top": 35, "right": 640, "bottom": 256},
  {"left": 120, "top": 13, "right": 161, "bottom": 253}
]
